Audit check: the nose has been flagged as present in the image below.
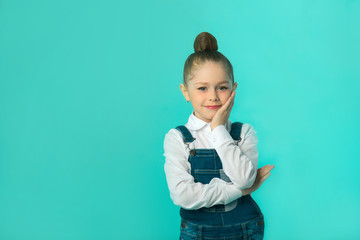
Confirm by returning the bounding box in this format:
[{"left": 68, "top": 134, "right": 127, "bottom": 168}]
[{"left": 209, "top": 89, "right": 219, "bottom": 101}]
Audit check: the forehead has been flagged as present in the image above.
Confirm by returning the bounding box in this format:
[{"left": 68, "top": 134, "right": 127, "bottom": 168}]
[{"left": 190, "top": 61, "right": 230, "bottom": 85}]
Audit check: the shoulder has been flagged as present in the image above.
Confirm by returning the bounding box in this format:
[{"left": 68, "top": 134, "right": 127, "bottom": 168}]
[
  {"left": 241, "top": 123, "right": 257, "bottom": 134},
  {"left": 163, "top": 127, "right": 188, "bottom": 158},
  {"left": 241, "top": 123, "right": 258, "bottom": 145},
  {"left": 164, "top": 128, "right": 185, "bottom": 147},
  {"left": 230, "top": 120, "right": 256, "bottom": 134}
]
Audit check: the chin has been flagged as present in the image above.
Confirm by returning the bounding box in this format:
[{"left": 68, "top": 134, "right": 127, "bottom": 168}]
[{"left": 206, "top": 115, "right": 215, "bottom": 122}]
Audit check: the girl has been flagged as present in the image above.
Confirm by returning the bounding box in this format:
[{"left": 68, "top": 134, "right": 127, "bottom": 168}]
[{"left": 163, "top": 32, "right": 274, "bottom": 240}]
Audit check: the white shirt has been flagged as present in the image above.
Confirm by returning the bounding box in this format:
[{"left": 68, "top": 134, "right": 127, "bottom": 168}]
[{"left": 163, "top": 112, "right": 259, "bottom": 210}]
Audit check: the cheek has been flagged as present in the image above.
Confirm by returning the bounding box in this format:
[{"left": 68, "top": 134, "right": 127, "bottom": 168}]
[
  {"left": 220, "top": 91, "right": 232, "bottom": 102},
  {"left": 191, "top": 93, "right": 204, "bottom": 103}
]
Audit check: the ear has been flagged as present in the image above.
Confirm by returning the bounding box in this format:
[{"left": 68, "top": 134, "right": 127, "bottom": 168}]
[
  {"left": 232, "top": 82, "right": 238, "bottom": 91},
  {"left": 179, "top": 83, "right": 190, "bottom": 102}
]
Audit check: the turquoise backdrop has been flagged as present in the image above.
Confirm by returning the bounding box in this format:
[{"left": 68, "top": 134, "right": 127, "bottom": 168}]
[{"left": 1, "top": 0, "right": 359, "bottom": 239}]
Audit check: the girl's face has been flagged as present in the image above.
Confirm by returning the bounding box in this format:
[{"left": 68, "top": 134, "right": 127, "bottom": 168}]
[{"left": 180, "top": 61, "right": 237, "bottom": 123}]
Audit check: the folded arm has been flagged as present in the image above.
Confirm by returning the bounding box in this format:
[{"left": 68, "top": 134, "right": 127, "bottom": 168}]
[
  {"left": 211, "top": 123, "right": 258, "bottom": 190},
  {"left": 163, "top": 129, "right": 243, "bottom": 210}
]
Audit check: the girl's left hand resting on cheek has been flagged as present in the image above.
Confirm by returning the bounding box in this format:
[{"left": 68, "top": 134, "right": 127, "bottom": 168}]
[{"left": 211, "top": 91, "right": 236, "bottom": 131}]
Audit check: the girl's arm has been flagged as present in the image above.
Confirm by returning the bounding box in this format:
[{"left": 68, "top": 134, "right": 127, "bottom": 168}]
[
  {"left": 211, "top": 123, "right": 259, "bottom": 190},
  {"left": 242, "top": 164, "right": 274, "bottom": 196},
  {"left": 209, "top": 91, "right": 259, "bottom": 189},
  {"left": 163, "top": 129, "right": 243, "bottom": 210}
]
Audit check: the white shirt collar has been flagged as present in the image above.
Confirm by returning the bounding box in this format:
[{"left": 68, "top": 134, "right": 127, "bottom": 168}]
[
  {"left": 186, "top": 111, "right": 231, "bottom": 131},
  {"left": 186, "top": 111, "right": 209, "bottom": 131}
]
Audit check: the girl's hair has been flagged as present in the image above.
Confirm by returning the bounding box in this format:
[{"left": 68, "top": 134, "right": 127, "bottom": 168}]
[{"left": 183, "top": 32, "right": 234, "bottom": 85}]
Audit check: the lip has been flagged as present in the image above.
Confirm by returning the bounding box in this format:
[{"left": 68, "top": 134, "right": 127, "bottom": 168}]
[{"left": 205, "top": 105, "right": 222, "bottom": 110}]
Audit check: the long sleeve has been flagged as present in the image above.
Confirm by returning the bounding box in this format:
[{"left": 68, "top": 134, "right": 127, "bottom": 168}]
[
  {"left": 163, "top": 129, "right": 243, "bottom": 210},
  {"left": 211, "top": 123, "right": 258, "bottom": 190}
]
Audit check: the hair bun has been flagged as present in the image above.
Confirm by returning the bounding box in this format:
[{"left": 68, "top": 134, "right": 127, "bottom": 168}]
[{"left": 193, "top": 32, "right": 218, "bottom": 53}]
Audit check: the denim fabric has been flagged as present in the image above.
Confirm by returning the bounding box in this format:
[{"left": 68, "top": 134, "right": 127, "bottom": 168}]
[
  {"left": 179, "top": 215, "right": 265, "bottom": 240},
  {"left": 175, "top": 123, "right": 264, "bottom": 239}
]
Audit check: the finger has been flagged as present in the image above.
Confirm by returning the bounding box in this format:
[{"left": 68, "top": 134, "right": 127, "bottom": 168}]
[
  {"left": 228, "top": 94, "right": 235, "bottom": 111},
  {"left": 257, "top": 165, "right": 271, "bottom": 175},
  {"left": 259, "top": 172, "right": 271, "bottom": 184},
  {"left": 262, "top": 171, "right": 271, "bottom": 179},
  {"left": 257, "top": 164, "right": 272, "bottom": 171},
  {"left": 258, "top": 165, "right": 275, "bottom": 173},
  {"left": 221, "top": 91, "right": 235, "bottom": 110},
  {"left": 224, "top": 99, "right": 234, "bottom": 120},
  {"left": 226, "top": 91, "right": 235, "bottom": 110},
  {"left": 265, "top": 164, "right": 275, "bottom": 172},
  {"left": 257, "top": 170, "right": 268, "bottom": 178},
  {"left": 258, "top": 166, "right": 274, "bottom": 178}
]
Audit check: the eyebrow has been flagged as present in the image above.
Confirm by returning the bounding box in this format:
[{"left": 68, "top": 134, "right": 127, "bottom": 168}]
[{"left": 193, "top": 81, "right": 229, "bottom": 85}]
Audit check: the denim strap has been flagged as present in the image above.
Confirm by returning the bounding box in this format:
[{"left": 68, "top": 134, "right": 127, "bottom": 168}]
[
  {"left": 230, "top": 122, "right": 243, "bottom": 141},
  {"left": 175, "top": 125, "right": 195, "bottom": 143}
]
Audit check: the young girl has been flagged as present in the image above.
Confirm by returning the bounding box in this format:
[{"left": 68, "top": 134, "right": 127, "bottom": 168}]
[{"left": 163, "top": 32, "right": 274, "bottom": 240}]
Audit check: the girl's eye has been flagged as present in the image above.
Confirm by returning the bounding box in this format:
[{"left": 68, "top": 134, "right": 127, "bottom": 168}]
[
  {"left": 219, "top": 86, "right": 228, "bottom": 90},
  {"left": 198, "top": 87, "right": 206, "bottom": 91}
]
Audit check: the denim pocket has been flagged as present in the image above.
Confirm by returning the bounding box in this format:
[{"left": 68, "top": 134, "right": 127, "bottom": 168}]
[
  {"left": 179, "top": 233, "right": 197, "bottom": 240},
  {"left": 247, "top": 216, "right": 265, "bottom": 240},
  {"left": 179, "top": 221, "right": 198, "bottom": 240}
]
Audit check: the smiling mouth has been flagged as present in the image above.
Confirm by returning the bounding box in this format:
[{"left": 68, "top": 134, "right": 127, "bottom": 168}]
[{"left": 205, "top": 105, "right": 222, "bottom": 110}]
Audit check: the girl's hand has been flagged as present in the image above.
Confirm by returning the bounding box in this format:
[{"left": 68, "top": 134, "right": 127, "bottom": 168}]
[
  {"left": 210, "top": 91, "right": 236, "bottom": 131},
  {"left": 242, "top": 165, "right": 275, "bottom": 196}
]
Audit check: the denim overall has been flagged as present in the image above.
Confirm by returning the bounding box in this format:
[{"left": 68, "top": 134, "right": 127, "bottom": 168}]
[{"left": 175, "top": 122, "right": 265, "bottom": 240}]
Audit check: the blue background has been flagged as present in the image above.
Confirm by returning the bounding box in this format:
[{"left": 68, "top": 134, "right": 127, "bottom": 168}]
[{"left": 1, "top": 0, "right": 359, "bottom": 239}]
